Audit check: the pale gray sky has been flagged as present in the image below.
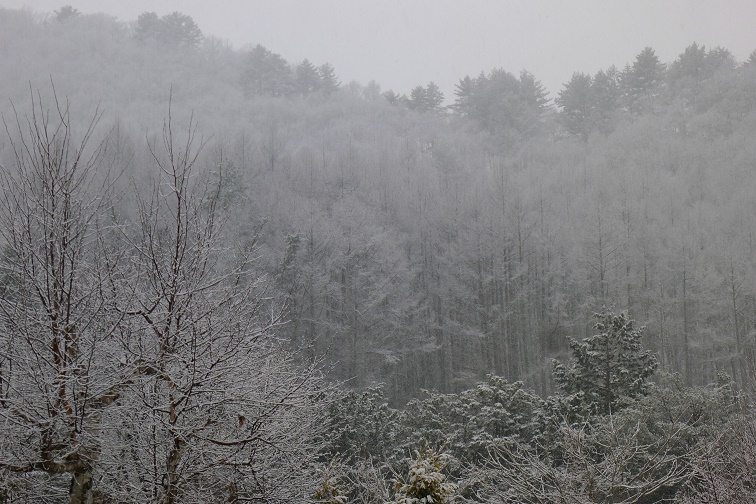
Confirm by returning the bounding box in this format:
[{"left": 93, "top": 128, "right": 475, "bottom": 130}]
[{"left": 3, "top": 0, "right": 755, "bottom": 102}]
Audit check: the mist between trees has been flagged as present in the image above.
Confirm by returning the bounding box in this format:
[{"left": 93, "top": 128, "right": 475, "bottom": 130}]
[{"left": 1, "top": 5, "right": 756, "bottom": 503}]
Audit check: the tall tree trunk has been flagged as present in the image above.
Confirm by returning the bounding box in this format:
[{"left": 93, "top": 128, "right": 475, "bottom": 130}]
[
  {"left": 69, "top": 468, "right": 93, "bottom": 504},
  {"left": 682, "top": 254, "right": 692, "bottom": 386},
  {"left": 162, "top": 437, "right": 184, "bottom": 504},
  {"left": 729, "top": 260, "right": 743, "bottom": 390}
]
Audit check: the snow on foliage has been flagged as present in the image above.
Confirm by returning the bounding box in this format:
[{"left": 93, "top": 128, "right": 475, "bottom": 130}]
[
  {"left": 388, "top": 448, "right": 457, "bottom": 504},
  {"left": 553, "top": 309, "right": 657, "bottom": 415}
]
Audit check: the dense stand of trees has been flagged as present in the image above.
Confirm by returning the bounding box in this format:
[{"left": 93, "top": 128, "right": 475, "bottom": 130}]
[
  {"left": 321, "top": 317, "right": 746, "bottom": 503},
  {"left": 2, "top": 4, "right": 756, "bottom": 400},
  {"left": 0, "top": 7, "right": 756, "bottom": 502},
  {"left": 1, "top": 5, "right": 755, "bottom": 401}
]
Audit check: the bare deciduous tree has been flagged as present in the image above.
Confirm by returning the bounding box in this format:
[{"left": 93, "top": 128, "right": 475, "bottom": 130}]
[
  {"left": 470, "top": 417, "right": 690, "bottom": 504},
  {"left": 676, "top": 415, "right": 756, "bottom": 504},
  {"left": 0, "top": 90, "right": 126, "bottom": 503},
  {"left": 94, "top": 106, "right": 327, "bottom": 503}
]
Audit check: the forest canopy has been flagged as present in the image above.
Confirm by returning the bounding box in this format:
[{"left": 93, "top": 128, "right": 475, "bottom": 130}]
[{"left": 0, "top": 6, "right": 755, "bottom": 503}]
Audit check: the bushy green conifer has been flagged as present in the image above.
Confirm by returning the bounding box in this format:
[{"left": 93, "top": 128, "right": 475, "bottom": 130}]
[{"left": 553, "top": 309, "right": 657, "bottom": 415}]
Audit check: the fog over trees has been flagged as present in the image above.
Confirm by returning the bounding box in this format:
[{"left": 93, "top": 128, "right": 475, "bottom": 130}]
[{"left": 0, "top": 6, "right": 755, "bottom": 503}]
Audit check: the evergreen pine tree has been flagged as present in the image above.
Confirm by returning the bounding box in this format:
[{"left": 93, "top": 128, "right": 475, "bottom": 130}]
[
  {"left": 517, "top": 70, "right": 549, "bottom": 137},
  {"left": 243, "top": 44, "right": 292, "bottom": 96},
  {"left": 160, "top": 11, "right": 203, "bottom": 48},
  {"left": 408, "top": 85, "right": 427, "bottom": 111},
  {"left": 318, "top": 63, "right": 340, "bottom": 95},
  {"left": 622, "top": 46, "right": 665, "bottom": 114},
  {"left": 424, "top": 81, "right": 445, "bottom": 112},
  {"left": 591, "top": 66, "right": 620, "bottom": 133},
  {"left": 54, "top": 5, "right": 80, "bottom": 22},
  {"left": 553, "top": 309, "right": 657, "bottom": 415},
  {"left": 556, "top": 72, "right": 593, "bottom": 141},
  {"left": 452, "top": 75, "right": 475, "bottom": 116},
  {"left": 747, "top": 50, "right": 756, "bottom": 66},
  {"left": 134, "top": 11, "right": 161, "bottom": 42},
  {"left": 295, "top": 59, "right": 321, "bottom": 95},
  {"left": 382, "top": 89, "right": 400, "bottom": 105},
  {"left": 388, "top": 448, "right": 457, "bottom": 504}
]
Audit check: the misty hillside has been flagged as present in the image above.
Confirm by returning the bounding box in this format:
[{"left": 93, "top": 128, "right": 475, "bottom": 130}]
[{"left": 1, "top": 7, "right": 756, "bottom": 503}]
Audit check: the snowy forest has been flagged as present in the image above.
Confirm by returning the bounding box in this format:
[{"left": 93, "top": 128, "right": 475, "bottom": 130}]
[{"left": 0, "top": 6, "right": 755, "bottom": 503}]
